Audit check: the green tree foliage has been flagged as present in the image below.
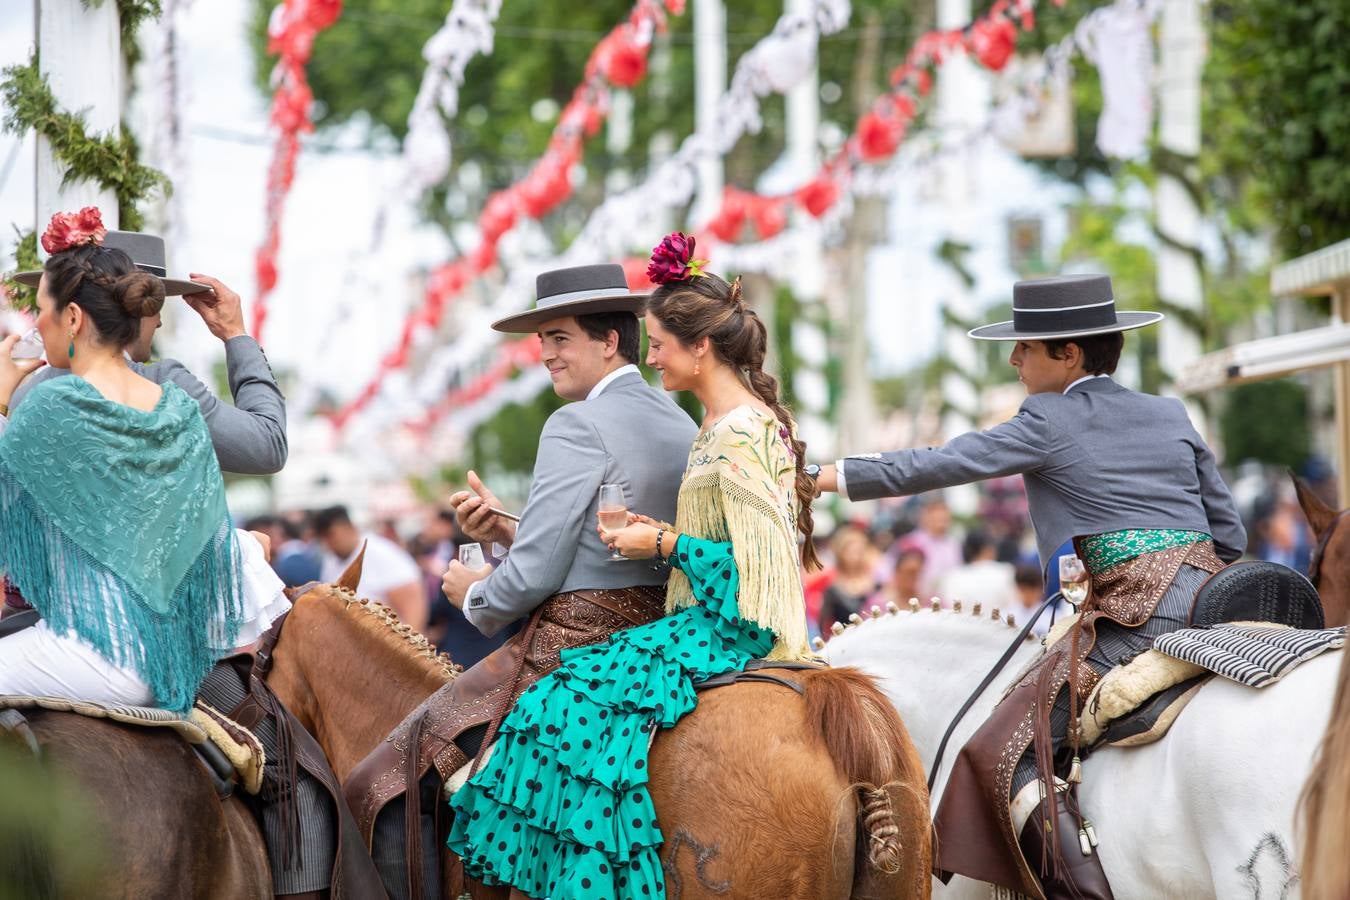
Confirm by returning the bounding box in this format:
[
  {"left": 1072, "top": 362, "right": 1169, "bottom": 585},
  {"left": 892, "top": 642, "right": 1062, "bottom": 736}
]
[
  {"left": 1220, "top": 379, "right": 1311, "bottom": 469},
  {"left": 1208, "top": 0, "right": 1350, "bottom": 257},
  {"left": 247, "top": 0, "right": 920, "bottom": 235}
]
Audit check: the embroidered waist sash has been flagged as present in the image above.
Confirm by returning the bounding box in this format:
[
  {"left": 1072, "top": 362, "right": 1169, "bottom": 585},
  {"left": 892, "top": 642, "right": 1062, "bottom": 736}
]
[{"left": 1081, "top": 528, "right": 1209, "bottom": 573}]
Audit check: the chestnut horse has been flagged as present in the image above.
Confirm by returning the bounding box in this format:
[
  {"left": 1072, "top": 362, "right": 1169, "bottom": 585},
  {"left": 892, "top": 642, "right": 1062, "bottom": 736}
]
[
  {"left": 1294, "top": 474, "right": 1349, "bottom": 627},
  {"left": 263, "top": 568, "right": 931, "bottom": 900},
  {"left": 2, "top": 711, "right": 269, "bottom": 899}
]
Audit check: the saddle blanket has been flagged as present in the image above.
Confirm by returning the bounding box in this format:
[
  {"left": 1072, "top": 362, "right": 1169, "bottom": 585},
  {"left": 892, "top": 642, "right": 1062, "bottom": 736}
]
[
  {"left": 1153, "top": 624, "right": 1346, "bottom": 689},
  {"left": 0, "top": 693, "right": 264, "bottom": 793}
]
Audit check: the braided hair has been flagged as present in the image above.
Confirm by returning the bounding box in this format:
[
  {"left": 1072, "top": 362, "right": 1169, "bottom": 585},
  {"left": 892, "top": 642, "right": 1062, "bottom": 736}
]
[
  {"left": 646, "top": 272, "right": 820, "bottom": 570},
  {"left": 42, "top": 244, "right": 165, "bottom": 347}
]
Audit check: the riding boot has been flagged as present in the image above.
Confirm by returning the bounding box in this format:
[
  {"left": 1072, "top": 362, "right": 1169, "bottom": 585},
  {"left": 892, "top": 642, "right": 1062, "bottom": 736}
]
[{"left": 1017, "top": 783, "right": 1114, "bottom": 900}]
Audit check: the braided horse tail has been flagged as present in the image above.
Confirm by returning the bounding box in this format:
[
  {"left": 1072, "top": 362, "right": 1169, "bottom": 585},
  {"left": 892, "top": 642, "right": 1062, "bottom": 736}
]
[{"left": 803, "top": 667, "right": 932, "bottom": 897}]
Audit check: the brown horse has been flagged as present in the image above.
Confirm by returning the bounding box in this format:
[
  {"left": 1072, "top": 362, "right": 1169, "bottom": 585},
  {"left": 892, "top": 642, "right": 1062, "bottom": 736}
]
[
  {"left": 3, "top": 711, "right": 270, "bottom": 898},
  {"left": 1293, "top": 474, "right": 1349, "bottom": 627},
  {"left": 264, "top": 573, "right": 932, "bottom": 899}
]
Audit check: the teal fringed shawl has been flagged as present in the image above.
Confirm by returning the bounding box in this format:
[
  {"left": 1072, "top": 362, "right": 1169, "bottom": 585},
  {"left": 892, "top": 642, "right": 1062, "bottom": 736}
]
[{"left": 0, "top": 378, "right": 243, "bottom": 713}]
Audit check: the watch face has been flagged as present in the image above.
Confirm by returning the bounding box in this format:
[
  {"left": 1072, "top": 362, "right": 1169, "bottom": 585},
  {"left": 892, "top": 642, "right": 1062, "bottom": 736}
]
[{"left": 805, "top": 464, "right": 821, "bottom": 478}]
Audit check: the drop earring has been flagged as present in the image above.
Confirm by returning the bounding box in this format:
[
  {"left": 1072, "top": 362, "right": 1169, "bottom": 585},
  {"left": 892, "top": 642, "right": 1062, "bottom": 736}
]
[
  {"left": 694, "top": 358, "right": 701, "bottom": 376},
  {"left": 67, "top": 332, "right": 75, "bottom": 359}
]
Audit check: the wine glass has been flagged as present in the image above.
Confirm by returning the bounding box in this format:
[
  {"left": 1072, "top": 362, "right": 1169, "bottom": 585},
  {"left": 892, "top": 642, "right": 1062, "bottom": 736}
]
[
  {"left": 8, "top": 328, "right": 44, "bottom": 361},
  {"left": 598, "top": 483, "right": 629, "bottom": 561},
  {"left": 458, "top": 542, "right": 486, "bottom": 569},
  {"left": 1058, "top": 555, "right": 1089, "bottom": 608}
]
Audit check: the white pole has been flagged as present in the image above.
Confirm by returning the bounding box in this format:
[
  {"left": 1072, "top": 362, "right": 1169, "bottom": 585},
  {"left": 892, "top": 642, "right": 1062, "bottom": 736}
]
[
  {"left": 784, "top": 0, "right": 831, "bottom": 458},
  {"left": 1155, "top": 0, "right": 1206, "bottom": 432},
  {"left": 36, "top": 0, "right": 122, "bottom": 234},
  {"left": 691, "top": 0, "right": 726, "bottom": 227},
  {"left": 937, "top": 0, "right": 982, "bottom": 515}
]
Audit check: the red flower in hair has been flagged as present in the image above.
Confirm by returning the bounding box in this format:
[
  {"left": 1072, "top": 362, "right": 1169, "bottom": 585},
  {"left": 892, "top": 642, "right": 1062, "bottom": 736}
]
[
  {"left": 647, "top": 232, "right": 708, "bottom": 285},
  {"left": 41, "top": 207, "right": 108, "bottom": 255}
]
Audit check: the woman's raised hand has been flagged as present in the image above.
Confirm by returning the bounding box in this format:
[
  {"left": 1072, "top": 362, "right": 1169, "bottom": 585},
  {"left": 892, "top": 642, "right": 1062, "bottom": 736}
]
[{"left": 0, "top": 334, "right": 45, "bottom": 409}]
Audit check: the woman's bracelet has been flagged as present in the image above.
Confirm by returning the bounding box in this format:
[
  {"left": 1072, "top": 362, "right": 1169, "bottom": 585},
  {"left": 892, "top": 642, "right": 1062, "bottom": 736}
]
[{"left": 655, "top": 529, "right": 668, "bottom": 562}]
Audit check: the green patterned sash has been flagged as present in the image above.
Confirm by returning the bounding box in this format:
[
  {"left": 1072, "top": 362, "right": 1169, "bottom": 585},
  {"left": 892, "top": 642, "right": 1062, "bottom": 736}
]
[{"left": 1081, "top": 528, "right": 1209, "bottom": 573}]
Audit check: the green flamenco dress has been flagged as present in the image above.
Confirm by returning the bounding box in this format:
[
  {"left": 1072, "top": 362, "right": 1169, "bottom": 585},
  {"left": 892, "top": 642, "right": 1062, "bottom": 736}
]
[{"left": 447, "top": 534, "right": 773, "bottom": 899}]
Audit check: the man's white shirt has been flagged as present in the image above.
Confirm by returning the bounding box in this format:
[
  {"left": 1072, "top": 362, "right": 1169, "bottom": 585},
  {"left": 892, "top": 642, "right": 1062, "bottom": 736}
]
[{"left": 321, "top": 532, "right": 421, "bottom": 604}]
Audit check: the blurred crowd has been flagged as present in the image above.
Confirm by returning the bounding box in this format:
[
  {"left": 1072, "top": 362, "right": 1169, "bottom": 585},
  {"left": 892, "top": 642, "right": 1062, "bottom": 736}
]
[
  {"left": 245, "top": 504, "right": 519, "bottom": 670},
  {"left": 248, "top": 458, "right": 1336, "bottom": 662}
]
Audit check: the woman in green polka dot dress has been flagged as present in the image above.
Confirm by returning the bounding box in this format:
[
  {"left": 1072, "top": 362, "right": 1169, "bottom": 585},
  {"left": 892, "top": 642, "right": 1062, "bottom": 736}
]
[{"left": 446, "top": 242, "right": 819, "bottom": 899}]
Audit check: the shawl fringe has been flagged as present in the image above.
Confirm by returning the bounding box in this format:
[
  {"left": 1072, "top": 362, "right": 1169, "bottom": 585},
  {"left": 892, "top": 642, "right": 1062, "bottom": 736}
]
[
  {"left": 667, "top": 471, "right": 811, "bottom": 661},
  {"left": 0, "top": 464, "right": 243, "bottom": 714}
]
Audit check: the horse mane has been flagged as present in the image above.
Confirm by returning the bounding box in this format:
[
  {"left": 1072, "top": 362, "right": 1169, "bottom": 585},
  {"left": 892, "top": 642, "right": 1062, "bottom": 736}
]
[
  {"left": 305, "top": 583, "right": 462, "bottom": 681},
  {"left": 813, "top": 596, "right": 1029, "bottom": 650},
  {"left": 1299, "top": 649, "right": 1350, "bottom": 900}
]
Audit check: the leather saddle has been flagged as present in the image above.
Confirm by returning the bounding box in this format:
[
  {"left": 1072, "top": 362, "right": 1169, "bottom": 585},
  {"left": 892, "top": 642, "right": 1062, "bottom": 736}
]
[
  {"left": 1189, "top": 560, "right": 1324, "bottom": 629},
  {"left": 693, "top": 659, "right": 826, "bottom": 695},
  {"left": 1083, "top": 561, "right": 1326, "bottom": 751}
]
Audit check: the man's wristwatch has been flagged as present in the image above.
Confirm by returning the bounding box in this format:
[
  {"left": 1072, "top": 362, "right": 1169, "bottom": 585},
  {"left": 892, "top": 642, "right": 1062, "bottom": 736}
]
[{"left": 804, "top": 464, "right": 821, "bottom": 479}]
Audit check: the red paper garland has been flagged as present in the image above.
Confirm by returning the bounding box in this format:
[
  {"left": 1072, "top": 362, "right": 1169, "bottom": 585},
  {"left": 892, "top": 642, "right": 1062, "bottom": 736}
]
[
  {"left": 353, "top": 0, "right": 1064, "bottom": 436},
  {"left": 331, "top": 0, "right": 682, "bottom": 430},
  {"left": 409, "top": 0, "right": 1057, "bottom": 438},
  {"left": 252, "top": 0, "right": 344, "bottom": 344},
  {"left": 695, "top": 0, "right": 1049, "bottom": 241}
]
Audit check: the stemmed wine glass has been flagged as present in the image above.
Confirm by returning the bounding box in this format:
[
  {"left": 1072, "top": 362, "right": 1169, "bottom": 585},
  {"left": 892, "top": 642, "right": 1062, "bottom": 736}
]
[
  {"left": 598, "top": 483, "right": 629, "bottom": 561},
  {"left": 1059, "top": 555, "right": 1089, "bottom": 608}
]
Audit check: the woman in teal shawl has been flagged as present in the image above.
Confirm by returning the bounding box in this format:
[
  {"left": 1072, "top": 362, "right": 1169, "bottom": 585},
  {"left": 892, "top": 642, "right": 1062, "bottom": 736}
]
[{"left": 0, "top": 217, "right": 247, "bottom": 714}]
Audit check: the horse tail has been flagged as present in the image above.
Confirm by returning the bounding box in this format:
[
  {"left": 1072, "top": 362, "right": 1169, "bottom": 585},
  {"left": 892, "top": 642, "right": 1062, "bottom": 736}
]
[
  {"left": 1299, "top": 650, "right": 1350, "bottom": 900},
  {"left": 802, "top": 667, "right": 931, "bottom": 893}
]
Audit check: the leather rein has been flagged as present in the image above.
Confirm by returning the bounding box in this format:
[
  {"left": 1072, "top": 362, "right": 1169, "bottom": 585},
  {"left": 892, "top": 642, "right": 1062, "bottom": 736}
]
[
  {"left": 926, "top": 591, "right": 1062, "bottom": 794},
  {"left": 1308, "top": 509, "right": 1350, "bottom": 590}
]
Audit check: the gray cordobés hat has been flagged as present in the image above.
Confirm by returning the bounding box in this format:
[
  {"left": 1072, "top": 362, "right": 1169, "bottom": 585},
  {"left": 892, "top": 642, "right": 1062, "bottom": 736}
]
[
  {"left": 968, "top": 274, "right": 1163, "bottom": 341},
  {"left": 492, "top": 263, "right": 648, "bottom": 333},
  {"left": 15, "top": 230, "right": 208, "bottom": 296}
]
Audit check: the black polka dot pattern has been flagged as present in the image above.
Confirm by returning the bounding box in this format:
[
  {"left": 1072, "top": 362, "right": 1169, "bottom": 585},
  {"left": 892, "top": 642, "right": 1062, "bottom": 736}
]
[{"left": 444, "top": 532, "right": 776, "bottom": 899}]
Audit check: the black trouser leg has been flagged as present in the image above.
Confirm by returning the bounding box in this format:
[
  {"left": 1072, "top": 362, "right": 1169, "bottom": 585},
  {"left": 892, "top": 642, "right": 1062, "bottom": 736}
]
[{"left": 371, "top": 772, "right": 443, "bottom": 900}]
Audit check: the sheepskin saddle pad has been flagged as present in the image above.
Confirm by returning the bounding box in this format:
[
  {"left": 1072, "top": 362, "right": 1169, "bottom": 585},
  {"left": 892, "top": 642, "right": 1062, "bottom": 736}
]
[
  {"left": 0, "top": 694, "right": 264, "bottom": 795},
  {"left": 1080, "top": 623, "right": 1346, "bottom": 749}
]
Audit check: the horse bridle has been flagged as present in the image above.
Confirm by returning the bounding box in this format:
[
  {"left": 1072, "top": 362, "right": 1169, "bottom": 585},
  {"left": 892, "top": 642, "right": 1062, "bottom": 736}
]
[
  {"left": 251, "top": 580, "right": 325, "bottom": 680},
  {"left": 1308, "top": 509, "right": 1350, "bottom": 590}
]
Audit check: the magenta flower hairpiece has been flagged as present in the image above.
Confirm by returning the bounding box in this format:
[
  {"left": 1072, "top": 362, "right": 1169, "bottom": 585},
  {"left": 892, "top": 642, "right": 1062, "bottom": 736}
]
[{"left": 647, "top": 231, "right": 709, "bottom": 285}]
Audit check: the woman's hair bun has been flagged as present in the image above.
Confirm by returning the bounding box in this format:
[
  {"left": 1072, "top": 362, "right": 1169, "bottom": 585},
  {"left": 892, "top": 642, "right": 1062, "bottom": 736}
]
[{"left": 113, "top": 270, "right": 166, "bottom": 319}]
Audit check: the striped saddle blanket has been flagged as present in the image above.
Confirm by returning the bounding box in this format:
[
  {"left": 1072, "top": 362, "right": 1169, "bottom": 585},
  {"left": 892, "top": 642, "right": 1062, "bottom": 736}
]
[{"left": 1153, "top": 623, "right": 1346, "bottom": 689}]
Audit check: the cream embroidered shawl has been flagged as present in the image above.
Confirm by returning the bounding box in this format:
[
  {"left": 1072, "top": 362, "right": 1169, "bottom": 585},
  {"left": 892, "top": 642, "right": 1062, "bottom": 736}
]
[{"left": 666, "top": 405, "right": 811, "bottom": 660}]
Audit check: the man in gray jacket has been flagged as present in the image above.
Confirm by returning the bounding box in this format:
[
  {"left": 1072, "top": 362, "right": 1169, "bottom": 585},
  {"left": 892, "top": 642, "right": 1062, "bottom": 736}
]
[
  {"left": 814, "top": 275, "right": 1247, "bottom": 900},
  {"left": 11, "top": 231, "right": 286, "bottom": 475},
  {"left": 345, "top": 263, "right": 697, "bottom": 900}
]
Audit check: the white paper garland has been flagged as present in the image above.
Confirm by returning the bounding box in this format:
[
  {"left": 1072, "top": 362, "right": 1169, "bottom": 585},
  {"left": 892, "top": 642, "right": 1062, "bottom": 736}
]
[{"left": 404, "top": 0, "right": 504, "bottom": 193}]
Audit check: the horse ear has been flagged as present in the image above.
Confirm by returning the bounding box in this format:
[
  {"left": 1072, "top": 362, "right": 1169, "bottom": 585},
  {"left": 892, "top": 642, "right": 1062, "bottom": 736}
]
[
  {"left": 1292, "top": 472, "right": 1339, "bottom": 536},
  {"left": 336, "top": 541, "right": 367, "bottom": 593}
]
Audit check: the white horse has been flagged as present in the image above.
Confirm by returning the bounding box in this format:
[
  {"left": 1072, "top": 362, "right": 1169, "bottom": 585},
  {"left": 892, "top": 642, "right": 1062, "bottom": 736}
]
[{"left": 823, "top": 600, "right": 1337, "bottom": 899}]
